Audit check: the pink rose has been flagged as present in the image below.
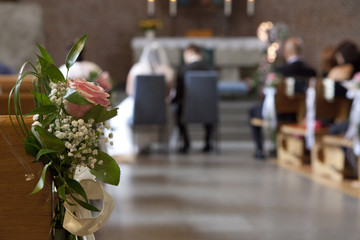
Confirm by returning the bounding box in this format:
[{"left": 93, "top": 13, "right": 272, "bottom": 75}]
[
  {"left": 69, "top": 78, "right": 110, "bottom": 107},
  {"left": 65, "top": 78, "right": 110, "bottom": 118},
  {"left": 96, "top": 71, "right": 112, "bottom": 92}
]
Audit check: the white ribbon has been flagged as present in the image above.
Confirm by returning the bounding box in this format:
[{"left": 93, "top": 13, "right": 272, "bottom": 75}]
[
  {"left": 305, "top": 79, "right": 316, "bottom": 149},
  {"left": 323, "top": 78, "right": 335, "bottom": 101},
  {"left": 63, "top": 179, "right": 114, "bottom": 238},
  {"left": 345, "top": 90, "right": 360, "bottom": 155},
  {"left": 285, "top": 77, "right": 295, "bottom": 97},
  {"left": 262, "top": 87, "right": 277, "bottom": 151},
  {"left": 262, "top": 87, "right": 277, "bottom": 129}
]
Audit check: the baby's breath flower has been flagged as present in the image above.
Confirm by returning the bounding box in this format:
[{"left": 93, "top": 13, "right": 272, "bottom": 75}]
[
  {"left": 92, "top": 150, "right": 98, "bottom": 155},
  {"left": 71, "top": 120, "right": 78, "bottom": 127},
  {"left": 78, "top": 119, "right": 84, "bottom": 125},
  {"left": 98, "top": 160, "right": 103, "bottom": 165},
  {"left": 32, "top": 121, "right": 42, "bottom": 127},
  {"left": 32, "top": 114, "right": 39, "bottom": 121},
  {"left": 68, "top": 152, "right": 74, "bottom": 157}
]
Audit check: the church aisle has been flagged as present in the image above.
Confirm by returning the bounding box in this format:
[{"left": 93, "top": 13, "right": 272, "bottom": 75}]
[{"left": 96, "top": 143, "right": 360, "bottom": 240}]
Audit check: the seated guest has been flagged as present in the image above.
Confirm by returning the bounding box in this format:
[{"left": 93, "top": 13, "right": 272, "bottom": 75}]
[
  {"left": 328, "top": 41, "right": 360, "bottom": 134},
  {"left": 249, "top": 37, "right": 316, "bottom": 159},
  {"left": 327, "top": 40, "right": 360, "bottom": 97},
  {"left": 0, "top": 61, "right": 14, "bottom": 75},
  {"left": 172, "top": 44, "right": 214, "bottom": 153},
  {"left": 106, "top": 42, "right": 174, "bottom": 157}
]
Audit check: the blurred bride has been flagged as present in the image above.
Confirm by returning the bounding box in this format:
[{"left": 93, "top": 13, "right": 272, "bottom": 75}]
[{"left": 105, "top": 42, "right": 174, "bottom": 159}]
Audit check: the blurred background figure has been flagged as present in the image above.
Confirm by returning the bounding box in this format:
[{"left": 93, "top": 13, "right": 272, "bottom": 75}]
[
  {"left": 172, "top": 44, "right": 214, "bottom": 153},
  {"left": 0, "top": 61, "right": 14, "bottom": 75},
  {"left": 106, "top": 42, "right": 174, "bottom": 159},
  {"left": 320, "top": 45, "right": 337, "bottom": 77},
  {"left": 249, "top": 37, "right": 316, "bottom": 160},
  {"left": 328, "top": 40, "right": 360, "bottom": 135},
  {"left": 327, "top": 40, "right": 360, "bottom": 82}
]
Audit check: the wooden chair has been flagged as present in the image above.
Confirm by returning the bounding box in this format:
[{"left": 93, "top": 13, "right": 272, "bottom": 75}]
[
  {"left": 277, "top": 78, "right": 352, "bottom": 166},
  {"left": 0, "top": 116, "right": 52, "bottom": 239}
]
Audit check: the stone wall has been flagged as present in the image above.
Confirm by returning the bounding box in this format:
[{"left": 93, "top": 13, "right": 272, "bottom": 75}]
[
  {"left": 6, "top": 0, "right": 360, "bottom": 85},
  {"left": 0, "top": 3, "right": 43, "bottom": 72}
]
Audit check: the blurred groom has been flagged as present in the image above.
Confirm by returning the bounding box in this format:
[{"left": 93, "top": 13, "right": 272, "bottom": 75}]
[{"left": 172, "top": 44, "right": 214, "bottom": 153}]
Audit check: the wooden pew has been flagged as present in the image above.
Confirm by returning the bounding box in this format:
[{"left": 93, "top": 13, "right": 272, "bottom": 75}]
[
  {"left": 0, "top": 75, "right": 35, "bottom": 114},
  {"left": 311, "top": 135, "right": 356, "bottom": 182},
  {"left": 250, "top": 78, "right": 306, "bottom": 127},
  {"left": 0, "top": 116, "right": 52, "bottom": 239},
  {"left": 277, "top": 78, "right": 352, "bottom": 166},
  {"left": 0, "top": 75, "right": 33, "bottom": 94}
]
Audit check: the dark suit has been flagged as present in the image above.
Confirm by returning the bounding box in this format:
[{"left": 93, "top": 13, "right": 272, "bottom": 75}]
[
  {"left": 249, "top": 59, "right": 317, "bottom": 156},
  {"left": 173, "top": 61, "right": 213, "bottom": 151}
]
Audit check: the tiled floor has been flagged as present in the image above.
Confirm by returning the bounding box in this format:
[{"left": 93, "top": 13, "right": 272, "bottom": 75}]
[{"left": 95, "top": 142, "right": 360, "bottom": 240}]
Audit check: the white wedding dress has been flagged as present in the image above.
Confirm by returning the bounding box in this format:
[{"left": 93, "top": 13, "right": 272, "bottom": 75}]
[{"left": 105, "top": 42, "right": 174, "bottom": 158}]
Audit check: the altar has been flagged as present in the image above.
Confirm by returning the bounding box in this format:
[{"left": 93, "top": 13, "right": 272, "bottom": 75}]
[{"left": 131, "top": 37, "right": 265, "bottom": 82}]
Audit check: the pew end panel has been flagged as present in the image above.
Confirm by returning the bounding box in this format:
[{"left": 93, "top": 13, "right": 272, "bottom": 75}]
[{"left": 0, "top": 116, "right": 52, "bottom": 239}]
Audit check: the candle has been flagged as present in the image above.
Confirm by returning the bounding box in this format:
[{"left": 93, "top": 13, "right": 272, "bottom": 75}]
[
  {"left": 170, "top": 0, "right": 177, "bottom": 17},
  {"left": 148, "top": 0, "right": 155, "bottom": 17},
  {"left": 247, "top": 0, "right": 255, "bottom": 16},
  {"left": 224, "top": 0, "right": 232, "bottom": 17}
]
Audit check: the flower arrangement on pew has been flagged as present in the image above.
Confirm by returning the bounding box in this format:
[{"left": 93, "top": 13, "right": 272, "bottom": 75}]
[
  {"left": 264, "top": 72, "right": 281, "bottom": 88},
  {"left": 87, "top": 70, "right": 113, "bottom": 93},
  {"left": 8, "top": 34, "right": 120, "bottom": 239},
  {"left": 262, "top": 72, "right": 282, "bottom": 152}
]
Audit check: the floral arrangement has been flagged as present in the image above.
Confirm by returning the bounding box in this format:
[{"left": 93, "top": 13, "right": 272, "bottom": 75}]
[
  {"left": 264, "top": 72, "right": 282, "bottom": 88},
  {"left": 88, "top": 71, "right": 113, "bottom": 93},
  {"left": 8, "top": 34, "right": 120, "bottom": 239},
  {"left": 138, "top": 19, "right": 163, "bottom": 32}
]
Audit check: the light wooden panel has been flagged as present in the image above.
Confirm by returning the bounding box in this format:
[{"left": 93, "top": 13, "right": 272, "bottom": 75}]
[{"left": 0, "top": 116, "right": 52, "bottom": 239}]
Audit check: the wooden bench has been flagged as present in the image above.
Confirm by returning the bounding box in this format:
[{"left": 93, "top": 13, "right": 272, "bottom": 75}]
[
  {"left": 277, "top": 78, "right": 352, "bottom": 166},
  {"left": 0, "top": 75, "right": 33, "bottom": 94},
  {"left": 250, "top": 78, "right": 306, "bottom": 128},
  {"left": 0, "top": 75, "right": 35, "bottom": 114},
  {"left": 311, "top": 135, "right": 356, "bottom": 182},
  {"left": 0, "top": 116, "right": 52, "bottom": 239}
]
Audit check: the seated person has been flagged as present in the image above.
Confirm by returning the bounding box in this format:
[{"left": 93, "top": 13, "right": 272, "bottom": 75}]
[
  {"left": 172, "top": 44, "right": 214, "bottom": 153},
  {"left": 249, "top": 37, "right": 316, "bottom": 159},
  {"left": 106, "top": 42, "right": 174, "bottom": 157},
  {"left": 327, "top": 40, "right": 360, "bottom": 97},
  {"left": 328, "top": 40, "right": 360, "bottom": 134}
]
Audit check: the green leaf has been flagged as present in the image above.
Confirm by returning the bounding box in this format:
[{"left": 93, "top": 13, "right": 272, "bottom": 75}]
[
  {"left": 37, "top": 55, "right": 65, "bottom": 83},
  {"left": 36, "top": 149, "right": 58, "bottom": 161},
  {"left": 83, "top": 105, "right": 118, "bottom": 124},
  {"left": 24, "top": 135, "right": 41, "bottom": 157},
  {"left": 66, "top": 34, "right": 88, "bottom": 70},
  {"left": 64, "top": 88, "right": 92, "bottom": 105},
  {"left": 31, "top": 91, "right": 53, "bottom": 106},
  {"left": 31, "top": 125, "right": 65, "bottom": 152},
  {"left": 25, "top": 105, "right": 57, "bottom": 116},
  {"left": 71, "top": 194, "right": 100, "bottom": 212},
  {"left": 90, "top": 151, "right": 120, "bottom": 186},
  {"left": 57, "top": 185, "right": 67, "bottom": 201},
  {"left": 36, "top": 43, "right": 54, "bottom": 64},
  {"left": 66, "top": 178, "right": 88, "bottom": 202},
  {"left": 30, "top": 162, "right": 51, "bottom": 195},
  {"left": 42, "top": 112, "right": 58, "bottom": 127}
]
